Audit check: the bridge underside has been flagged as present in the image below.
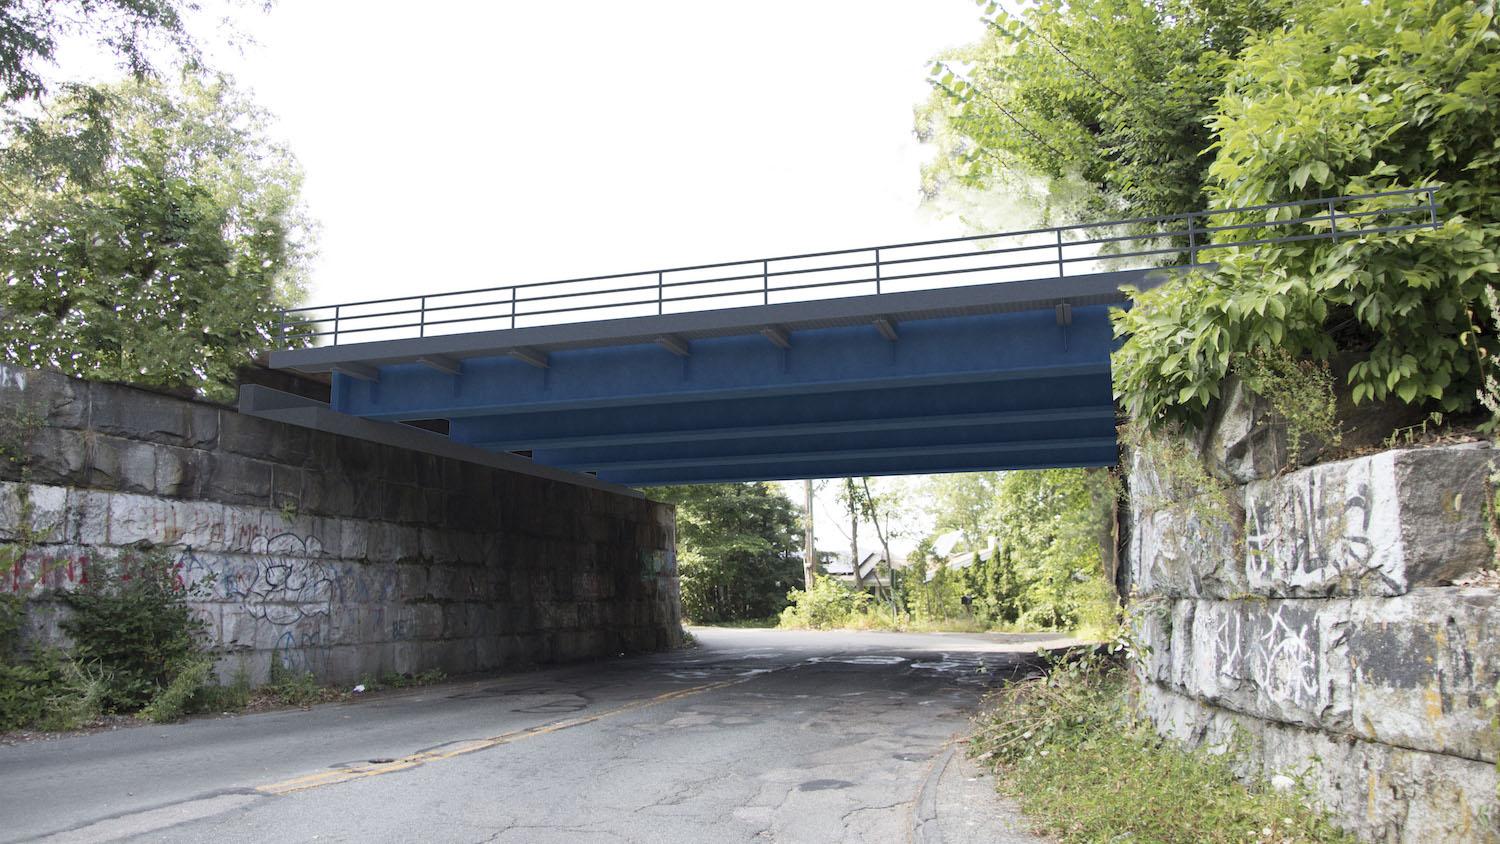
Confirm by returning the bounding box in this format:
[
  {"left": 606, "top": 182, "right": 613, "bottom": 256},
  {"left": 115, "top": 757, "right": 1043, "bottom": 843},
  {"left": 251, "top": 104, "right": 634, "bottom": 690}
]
[{"left": 262, "top": 272, "right": 1152, "bottom": 485}]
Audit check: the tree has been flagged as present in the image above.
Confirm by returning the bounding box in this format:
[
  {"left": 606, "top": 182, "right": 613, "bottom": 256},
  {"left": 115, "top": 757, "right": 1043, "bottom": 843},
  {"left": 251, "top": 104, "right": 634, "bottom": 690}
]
[
  {"left": 962, "top": 468, "right": 1116, "bottom": 630},
  {"left": 1113, "top": 0, "right": 1499, "bottom": 427},
  {"left": 922, "top": 472, "right": 1000, "bottom": 553},
  {"left": 649, "top": 483, "right": 804, "bottom": 623},
  {"left": 0, "top": 74, "right": 312, "bottom": 400},
  {"left": 917, "top": 0, "right": 1284, "bottom": 222},
  {"left": 0, "top": 0, "right": 215, "bottom": 106}
]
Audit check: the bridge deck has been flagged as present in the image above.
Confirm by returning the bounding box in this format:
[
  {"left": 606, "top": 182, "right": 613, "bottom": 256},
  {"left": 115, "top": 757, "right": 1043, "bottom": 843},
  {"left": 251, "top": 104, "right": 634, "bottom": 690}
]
[{"left": 256, "top": 189, "right": 1438, "bottom": 485}]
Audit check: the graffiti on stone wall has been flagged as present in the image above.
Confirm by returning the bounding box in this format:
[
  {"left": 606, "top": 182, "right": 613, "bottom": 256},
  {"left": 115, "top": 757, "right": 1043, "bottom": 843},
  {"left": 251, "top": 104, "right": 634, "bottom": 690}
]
[
  {"left": 1244, "top": 469, "right": 1397, "bottom": 594},
  {"left": 1202, "top": 602, "right": 1321, "bottom": 713}
]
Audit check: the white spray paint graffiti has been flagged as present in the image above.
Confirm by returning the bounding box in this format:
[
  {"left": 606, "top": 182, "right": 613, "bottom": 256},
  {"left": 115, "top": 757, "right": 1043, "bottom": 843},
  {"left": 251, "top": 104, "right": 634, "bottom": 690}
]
[{"left": 1244, "top": 454, "right": 1403, "bottom": 595}]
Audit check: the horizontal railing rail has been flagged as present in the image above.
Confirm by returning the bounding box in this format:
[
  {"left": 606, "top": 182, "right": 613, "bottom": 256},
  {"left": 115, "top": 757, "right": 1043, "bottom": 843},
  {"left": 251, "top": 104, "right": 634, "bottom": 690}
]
[{"left": 277, "top": 187, "right": 1441, "bottom": 347}]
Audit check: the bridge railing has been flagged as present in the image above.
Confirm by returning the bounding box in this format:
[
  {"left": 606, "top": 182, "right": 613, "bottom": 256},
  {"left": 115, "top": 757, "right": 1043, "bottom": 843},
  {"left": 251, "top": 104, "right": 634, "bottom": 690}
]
[{"left": 277, "top": 187, "right": 1441, "bottom": 347}]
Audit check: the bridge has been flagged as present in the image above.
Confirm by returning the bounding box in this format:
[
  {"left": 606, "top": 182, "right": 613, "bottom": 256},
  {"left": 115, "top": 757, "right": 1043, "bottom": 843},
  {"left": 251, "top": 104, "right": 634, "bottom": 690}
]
[{"left": 247, "top": 188, "right": 1439, "bottom": 486}]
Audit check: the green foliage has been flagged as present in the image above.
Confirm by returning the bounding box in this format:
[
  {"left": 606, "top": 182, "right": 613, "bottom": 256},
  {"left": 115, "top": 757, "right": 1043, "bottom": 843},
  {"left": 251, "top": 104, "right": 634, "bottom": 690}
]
[
  {"left": 922, "top": 472, "right": 1000, "bottom": 556},
  {"left": 904, "top": 537, "right": 968, "bottom": 622},
  {"left": 141, "top": 656, "right": 214, "bottom": 723},
  {"left": 918, "top": 0, "right": 1284, "bottom": 221},
  {"left": 359, "top": 668, "right": 448, "bottom": 691},
  {"left": 60, "top": 549, "right": 209, "bottom": 712},
  {"left": 0, "top": 0, "right": 204, "bottom": 105},
  {"left": 0, "top": 649, "right": 112, "bottom": 732},
  {"left": 959, "top": 469, "right": 1118, "bottom": 631},
  {"left": 0, "top": 653, "right": 56, "bottom": 730},
  {"left": 37, "top": 657, "right": 113, "bottom": 730},
  {"left": 1480, "top": 284, "right": 1500, "bottom": 434},
  {"left": 1237, "top": 347, "right": 1343, "bottom": 467},
  {"left": 649, "top": 483, "right": 804, "bottom": 623},
  {"left": 265, "top": 653, "right": 335, "bottom": 707},
  {"left": 778, "top": 575, "right": 875, "bottom": 630},
  {"left": 971, "top": 647, "right": 1355, "bottom": 843},
  {"left": 0, "top": 74, "right": 312, "bottom": 401},
  {"left": 1113, "top": 0, "right": 1500, "bottom": 429},
  {"left": 193, "top": 664, "right": 252, "bottom": 713}
]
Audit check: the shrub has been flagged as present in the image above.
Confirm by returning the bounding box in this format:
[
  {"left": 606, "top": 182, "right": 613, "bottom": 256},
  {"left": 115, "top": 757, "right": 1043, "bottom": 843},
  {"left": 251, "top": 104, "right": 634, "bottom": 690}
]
[
  {"left": 142, "top": 657, "right": 215, "bottom": 724},
  {"left": 266, "top": 653, "right": 329, "bottom": 707},
  {"left": 778, "top": 576, "right": 874, "bottom": 630},
  {"left": 37, "top": 658, "right": 113, "bottom": 731},
  {"left": 60, "top": 549, "right": 210, "bottom": 712}
]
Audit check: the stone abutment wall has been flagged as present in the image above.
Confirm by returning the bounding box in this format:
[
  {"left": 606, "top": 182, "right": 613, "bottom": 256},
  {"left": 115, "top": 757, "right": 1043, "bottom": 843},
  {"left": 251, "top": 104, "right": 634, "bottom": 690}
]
[
  {"left": 0, "top": 365, "right": 681, "bottom": 683},
  {"left": 1126, "top": 380, "right": 1498, "bottom": 843}
]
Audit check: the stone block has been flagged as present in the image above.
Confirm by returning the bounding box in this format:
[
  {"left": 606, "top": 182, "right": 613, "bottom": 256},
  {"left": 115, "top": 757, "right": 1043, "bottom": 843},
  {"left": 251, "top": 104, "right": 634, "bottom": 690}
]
[
  {"left": 1142, "top": 683, "right": 1498, "bottom": 844},
  {"left": 63, "top": 489, "right": 111, "bottom": 546},
  {"left": 23, "top": 427, "right": 88, "bottom": 486},
  {"left": 1343, "top": 588, "right": 1499, "bottom": 765},
  {"left": 153, "top": 444, "right": 210, "bottom": 498},
  {"left": 0, "top": 482, "right": 67, "bottom": 544},
  {"left": 218, "top": 411, "right": 311, "bottom": 465},
  {"left": 367, "top": 522, "right": 421, "bottom": 563},
  {"left": 269, "top": 464, "right": 305, "bottom": 514},
  {"left": 89, "top": 385, "right": 218, "bottom": 448},
  {"left": 1145, "top": 590, "right": 1499, "bottom": 765},
  {"left": 396, "top": 566, "right": 428, "bottom": 601},
  {"left": 337, "top": 518, "right": 371, "bottom": 561},
  {"left": 1244, "top": 445, "right": 1493, "bottom": 597},
  {"left": 81, "top": 434, "right": 157, "bottom": 493},
  {"left": 0, "top": 365, "right": 86, "bottom": 430},
  {"left": 1132, "top": 498, "right": 1245, "bottom": 598},
  {"left": 200, "top": 452, "right": 273, "bottom": 506},
  {"left": 107, "top": 493, "right": 224, "bottom": 548}
]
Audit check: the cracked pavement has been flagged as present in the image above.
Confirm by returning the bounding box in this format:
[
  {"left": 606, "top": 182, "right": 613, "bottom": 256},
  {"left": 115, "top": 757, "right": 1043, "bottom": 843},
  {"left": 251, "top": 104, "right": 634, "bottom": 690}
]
[{"left": 0, "top": 628, "right": 1064, "bottom": 843}]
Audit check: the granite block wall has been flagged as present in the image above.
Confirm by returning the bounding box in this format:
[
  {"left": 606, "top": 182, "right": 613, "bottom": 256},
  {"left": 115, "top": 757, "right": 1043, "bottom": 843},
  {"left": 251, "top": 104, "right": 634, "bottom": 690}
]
[
  {"left": 0, "top": 364, "right": 681, "bottom": 683},
  {"left": 1126, "top": 379, "right": 1498, "bottom": 843}
]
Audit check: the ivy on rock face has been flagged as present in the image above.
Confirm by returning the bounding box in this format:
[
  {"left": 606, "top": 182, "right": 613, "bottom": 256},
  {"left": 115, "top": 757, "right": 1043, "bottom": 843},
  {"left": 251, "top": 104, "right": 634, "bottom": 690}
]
[{"left": 1112, "top": 0, "right": 1499, "bottom": 428}]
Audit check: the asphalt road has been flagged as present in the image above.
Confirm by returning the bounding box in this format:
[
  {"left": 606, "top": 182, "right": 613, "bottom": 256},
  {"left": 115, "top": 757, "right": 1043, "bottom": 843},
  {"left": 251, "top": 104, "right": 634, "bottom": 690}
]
[{"left": 0, "top": 628, "right": 1065, "bottom": 843}]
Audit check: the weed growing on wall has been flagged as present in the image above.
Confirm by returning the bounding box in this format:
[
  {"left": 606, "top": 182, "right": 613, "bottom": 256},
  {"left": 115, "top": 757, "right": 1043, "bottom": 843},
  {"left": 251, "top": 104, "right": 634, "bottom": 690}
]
[
  {"left": 0, "top": 399, "right": 48, "bottom": 572},
  {"left": 1119, "top": 421, "right": 1238, "bottom": 531},
  {"left": 1236, "top": 347, "right": 1343, "bottom": 469}
]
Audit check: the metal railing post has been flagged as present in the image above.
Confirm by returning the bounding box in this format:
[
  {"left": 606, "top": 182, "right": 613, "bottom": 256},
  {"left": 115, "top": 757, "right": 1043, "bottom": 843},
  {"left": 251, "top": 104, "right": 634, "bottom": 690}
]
[{"left": 276, "top": 188, "right": 1441, "bottom": 351}]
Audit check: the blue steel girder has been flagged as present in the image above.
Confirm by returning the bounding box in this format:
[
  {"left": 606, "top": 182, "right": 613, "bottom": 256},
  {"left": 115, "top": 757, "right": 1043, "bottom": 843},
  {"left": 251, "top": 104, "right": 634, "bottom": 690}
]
[
  {"left": 320, "top": 304, "right": 1122, "bottom": 483},
  {"left": 333, "top": 306, "right": 1114, "bottom": 422}
]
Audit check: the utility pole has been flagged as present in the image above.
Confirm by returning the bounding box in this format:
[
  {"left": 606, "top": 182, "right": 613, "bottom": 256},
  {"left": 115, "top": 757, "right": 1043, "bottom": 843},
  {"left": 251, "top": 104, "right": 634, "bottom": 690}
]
[{"left": 803, "top": 479, "right": 817, "bottom": 590}]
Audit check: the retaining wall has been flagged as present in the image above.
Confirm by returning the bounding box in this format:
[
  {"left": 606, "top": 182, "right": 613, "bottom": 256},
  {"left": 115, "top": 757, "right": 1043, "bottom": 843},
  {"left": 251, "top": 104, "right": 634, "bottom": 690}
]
[
  {"left": 0, "top": 365, "right": 681, "bottom": 683},
  {"left": 1126, "top": 379, "right": 1498, "bottom": 843}
]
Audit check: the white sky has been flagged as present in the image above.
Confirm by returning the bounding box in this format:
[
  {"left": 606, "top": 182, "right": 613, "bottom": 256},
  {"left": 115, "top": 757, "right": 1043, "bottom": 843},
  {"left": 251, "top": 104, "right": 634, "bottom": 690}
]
[
  {"left": 58, "top": 0, "right": 997, "bottom": 554},
  {"left": 197, "top": 1, "right": 988, "bottom": 307}
]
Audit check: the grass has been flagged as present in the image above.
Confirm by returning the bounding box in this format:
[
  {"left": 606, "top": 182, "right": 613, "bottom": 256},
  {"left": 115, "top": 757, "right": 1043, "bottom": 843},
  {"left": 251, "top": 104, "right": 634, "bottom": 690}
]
[
  {"left": 688, "top": 617, "right": 780, "bottom": 628},
  {"left": 970, "top": 647, "right": 1355, "bottom": 844}
]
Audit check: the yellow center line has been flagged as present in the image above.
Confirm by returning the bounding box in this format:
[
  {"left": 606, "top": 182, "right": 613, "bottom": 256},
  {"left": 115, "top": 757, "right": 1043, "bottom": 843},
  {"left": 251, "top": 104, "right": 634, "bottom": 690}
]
[{"left": 256, "top": 676, "right": 749, "bottom": 796}]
